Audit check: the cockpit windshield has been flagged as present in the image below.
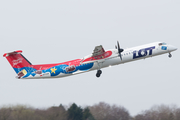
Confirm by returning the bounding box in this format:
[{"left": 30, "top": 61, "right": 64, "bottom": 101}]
[{"left": 159, "top": 42, "right": 167, "bottom": 46}]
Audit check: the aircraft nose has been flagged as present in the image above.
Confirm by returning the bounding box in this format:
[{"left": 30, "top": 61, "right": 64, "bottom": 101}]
[{"left": 168, "top": 45, "right": 178, "bottom": 51}]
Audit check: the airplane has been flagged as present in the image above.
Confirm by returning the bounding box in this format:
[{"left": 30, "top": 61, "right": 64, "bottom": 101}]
[{"left": 3, "top": 41, "right": 177, "bottom": 79}]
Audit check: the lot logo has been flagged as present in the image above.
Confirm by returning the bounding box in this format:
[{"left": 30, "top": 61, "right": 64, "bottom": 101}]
[{"left": 133, "top": 46, "right": 155, "bottom": 59}]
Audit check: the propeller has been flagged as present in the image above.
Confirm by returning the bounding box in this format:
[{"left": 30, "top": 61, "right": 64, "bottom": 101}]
[{"left": 116, "top": 41, "right": 124, "bottom": 60}]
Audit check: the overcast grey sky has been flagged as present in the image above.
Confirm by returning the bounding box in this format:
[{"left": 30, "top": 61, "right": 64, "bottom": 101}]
[{"left": 0, "top": 0, "right": 180, "bottom": 116}]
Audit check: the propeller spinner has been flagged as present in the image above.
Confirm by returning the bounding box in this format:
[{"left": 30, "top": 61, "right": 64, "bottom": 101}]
[{"left": 116, "top": 41, "right": 124, "bottom": 60}]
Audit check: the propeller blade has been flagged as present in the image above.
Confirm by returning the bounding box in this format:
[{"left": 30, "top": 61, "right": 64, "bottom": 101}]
[
  {"left": 119, "top": 54, "right": 122, "bottom": 60},
  {"left": 117, "top": 41, "right": 124, "bottom": 60},
  {"left": 117, "top": 41, "right": 120, "bottom": 51}
]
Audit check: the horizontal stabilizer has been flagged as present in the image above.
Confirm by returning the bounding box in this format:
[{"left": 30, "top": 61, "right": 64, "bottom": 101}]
[{"left": 3, "top": 50, "right": 22, "bottom": 57}]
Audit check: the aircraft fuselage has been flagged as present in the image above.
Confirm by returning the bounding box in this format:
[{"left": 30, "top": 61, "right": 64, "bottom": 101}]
[{"left": 3, "top": 42, "right": 177, "bottom": 79}]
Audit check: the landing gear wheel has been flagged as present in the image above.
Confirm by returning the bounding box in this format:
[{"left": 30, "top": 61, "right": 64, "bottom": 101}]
[
  {"left": 97, "top": 70, "right": 102, "bottom": 74},
  {"left": 96, "top": 70, "right": 102, "bottom": 78},
  {"left": 96, "top": 73, "right": 100, "bottom": 77},
  {"left": 168, "top": 53, "right": 172, "bottom": 58}
]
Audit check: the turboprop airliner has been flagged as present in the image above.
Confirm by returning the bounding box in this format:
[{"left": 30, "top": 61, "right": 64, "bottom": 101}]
[{"left": 3, "top": 42, "right": 177, "bottom": 79}]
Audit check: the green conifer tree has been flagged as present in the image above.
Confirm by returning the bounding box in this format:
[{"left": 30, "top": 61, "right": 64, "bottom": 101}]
[
  {"left": 67, "top": 103, "right": 83, "bottom": 120},
  {"left": 83, "top": 107, "right": 96, "bottom": 120}
]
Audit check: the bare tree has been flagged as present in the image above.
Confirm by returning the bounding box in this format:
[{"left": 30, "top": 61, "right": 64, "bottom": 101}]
[
  {"left": 134, "top": 104, "right": 179, "bottom": 120},
  {"left": 0, "top": 107, "right": 11, "bottom": 120},
  {"left": 7, "top": 105, "right": 35, "bottom": 120},
  {"left": 46, "top": 105, "right": 67, "bottom": 120},
  {"left": 174, "top": 108, "right": 180, "bottom": 120},
  {"left": 89, "top": 102, "right": 130, "bottom": 120}
]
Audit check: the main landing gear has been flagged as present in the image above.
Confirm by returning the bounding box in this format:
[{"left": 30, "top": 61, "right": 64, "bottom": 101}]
[
  {"left": 96, "top": 70, "right": 102, "bottom": 78},
  {"left": 168, "top": 53, "right": 172, "bottom": 58}
]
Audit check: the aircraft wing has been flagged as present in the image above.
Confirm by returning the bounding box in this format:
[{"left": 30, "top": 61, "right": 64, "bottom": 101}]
[
  {"left": 92, "top": 45, "right": 105, "bottom": 57},
  {"left": 81, "top": 45, "right": 107, "bottom": 64}
]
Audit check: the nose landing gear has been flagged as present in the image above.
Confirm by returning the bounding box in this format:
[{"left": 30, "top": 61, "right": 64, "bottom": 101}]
[
  {"left": 168, "top": 53, "right": 172, "bottom": 58},
  {"left": 96, "top": 70, "right": 102, "bottom": 77}
]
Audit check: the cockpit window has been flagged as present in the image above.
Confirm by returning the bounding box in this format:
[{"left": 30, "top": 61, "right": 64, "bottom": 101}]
[
  {"left": 162, "top": 42, "right": 166, "bottom": 45},
  {"left": 159, "top": 42, "right": 167, "bottom": 46}
]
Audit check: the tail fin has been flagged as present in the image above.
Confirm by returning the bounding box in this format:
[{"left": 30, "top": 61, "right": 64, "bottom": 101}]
[{"left": 3, "top": 50, "right": 32, "bottom": 74}]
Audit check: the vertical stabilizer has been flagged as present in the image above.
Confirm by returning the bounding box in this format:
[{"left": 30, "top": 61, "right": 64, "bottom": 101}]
[{"left": 3, "top": 50, "right": 32, "bottom": 74}]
